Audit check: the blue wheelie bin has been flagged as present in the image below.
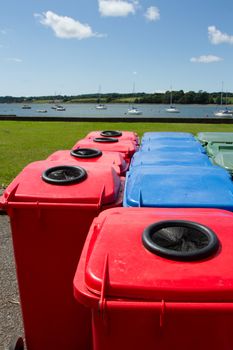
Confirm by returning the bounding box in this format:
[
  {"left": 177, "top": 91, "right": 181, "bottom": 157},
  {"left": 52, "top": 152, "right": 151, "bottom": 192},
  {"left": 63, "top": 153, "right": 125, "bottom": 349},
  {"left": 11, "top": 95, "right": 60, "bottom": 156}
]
[
  {"left": 130, "top": 151, "right": 212, "bottom": 168},
  {"left": 141, "top": 132, "right": 195, "bottom": 143},
  {"left": 123, "top": 165, "right": 233, "bottom": 209}
]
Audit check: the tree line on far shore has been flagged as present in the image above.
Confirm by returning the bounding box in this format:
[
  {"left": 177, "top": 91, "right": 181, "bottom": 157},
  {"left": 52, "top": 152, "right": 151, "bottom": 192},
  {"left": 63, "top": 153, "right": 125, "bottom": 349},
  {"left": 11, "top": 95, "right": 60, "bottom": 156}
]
[{"left": 0, "top": 90, "right": 232, "bottom": 105}]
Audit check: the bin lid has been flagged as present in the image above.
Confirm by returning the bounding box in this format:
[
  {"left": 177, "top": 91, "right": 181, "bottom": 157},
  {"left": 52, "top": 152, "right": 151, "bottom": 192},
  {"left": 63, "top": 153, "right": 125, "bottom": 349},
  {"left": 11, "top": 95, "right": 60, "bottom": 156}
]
[
  {"left": 123, "top": 166, "right": 233, "bottom": 209},
  {"left": 2, "top": 160, "right": 121, "bottom": 205},
  {"left": 142, "top": 132, "right": 195, "bottom": 141},
  {"left": 73, "top": 139, "right": 137, "bottom": 155},
  {"left": 46, "top": 149, "right": 128, "bottom": 175},
  {"left": 197, "top": 132, "right": 233, "bottom": 145},
  {"left": 83, "top": 208, "right": 233, "bottom": 302},
  {"left": 131, "top": 151, "right": 212, "bottom": 167},
  {"left": 140, "top": 140, "right": 205, "bottom": 153},
  {"left": 86, "top": 130, "right": 139, "bottom": 142},
  {"left": 213, "top": 153, "right": 233, "bottom": 173}
]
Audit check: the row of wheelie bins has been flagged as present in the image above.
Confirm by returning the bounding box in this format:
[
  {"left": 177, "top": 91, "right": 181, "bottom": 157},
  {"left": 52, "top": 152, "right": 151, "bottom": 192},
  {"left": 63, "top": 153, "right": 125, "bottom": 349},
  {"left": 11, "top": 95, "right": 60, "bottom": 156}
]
[
  {"left": 0, "top": 130, "right": 138, "bottom": 350},
  {"left": 2, "top": 131, "right": 233, "bottom": 349},
  {"left": 74, "top": 132, "right": 233, "bottom": 350}
]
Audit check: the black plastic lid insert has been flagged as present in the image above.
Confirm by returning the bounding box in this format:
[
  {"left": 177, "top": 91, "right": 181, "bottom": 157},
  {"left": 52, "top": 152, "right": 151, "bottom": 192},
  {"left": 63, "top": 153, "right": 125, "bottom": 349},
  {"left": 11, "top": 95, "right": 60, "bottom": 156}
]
[
  {"left": 94, "top": 137, "right": 119, "bottom": 143},
  {"left": 71, "top": 148, "right": 102, "bottom": 159},
  {"left": 142, "top": 220, "right": 220, "bottom": 261},
  {"left": 42, "top": 165, "right": 87, "bottom": 185},
  {"left": 100, "top": 130, "right": 122, "bottom": 137}
]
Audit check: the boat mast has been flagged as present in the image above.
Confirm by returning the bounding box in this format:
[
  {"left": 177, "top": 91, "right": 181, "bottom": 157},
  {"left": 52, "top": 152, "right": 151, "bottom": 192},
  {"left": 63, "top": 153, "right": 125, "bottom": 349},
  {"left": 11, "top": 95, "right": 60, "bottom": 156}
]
[
  {"left": 220, "top": 81, "right": 224, "bottom": 107},
  {"left": 170, "top": 86, "right": 173, "bottom": 106}
]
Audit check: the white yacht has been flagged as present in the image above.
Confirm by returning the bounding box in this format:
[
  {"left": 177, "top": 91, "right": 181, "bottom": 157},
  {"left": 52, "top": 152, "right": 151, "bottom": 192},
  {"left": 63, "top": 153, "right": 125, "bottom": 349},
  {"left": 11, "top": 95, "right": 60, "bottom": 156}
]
[
  {"left": 165, "top": 87, "right": 180, "bottom": 113},
  {"left": 127, "top": 107, "right": 142, "bottom": 115},
  {"left": 95, "top": 85, "right": 107, "bottom": 110},
  {"left": 36, "top": 109, "right": 47, "bottom": 113},
  {"left": 95, "top": 104, "right": 107, "bottom": 110},
  {"left": 214, "top": 108, "right": 233, "bottom": 117},
  {"left": 56, "top": 106, "right": 66, "bottom": 111},
  {"left": 214, "top": 85, "right": 233, "bottom": 117},
  {"left": 165, "top": 106, "right": 180, "bottom": 113}
]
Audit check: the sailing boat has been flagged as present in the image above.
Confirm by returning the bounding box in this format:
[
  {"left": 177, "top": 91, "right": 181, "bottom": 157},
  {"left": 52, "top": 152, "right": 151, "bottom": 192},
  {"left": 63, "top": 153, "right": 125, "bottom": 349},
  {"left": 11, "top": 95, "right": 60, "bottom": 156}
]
[
  {"left": 165, "top": 87, "right": 180, "bottom": 113},
  {"left": 127, "top": 83, "right": 142, "bottom": 115},
  {"left": 95, "top": 85, "right": 107, "bottom": 110},
  {"left": 214, "top": 83, "right": 233, "bottom": 117}
]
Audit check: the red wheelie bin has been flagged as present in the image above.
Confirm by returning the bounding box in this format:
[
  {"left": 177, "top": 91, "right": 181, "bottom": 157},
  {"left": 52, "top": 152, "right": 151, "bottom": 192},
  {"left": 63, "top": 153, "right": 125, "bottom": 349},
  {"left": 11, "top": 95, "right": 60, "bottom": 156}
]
[
  {"left": 0, "top": 160, "right": 123, "bottom": 350},
  {"left": 47, "top": 148, "right": 129, "bottom": 176},
  {"left": 72, "top": 137, "right": 137, "bottom": 163},
  {"left": 74, "top": 207, "right": 233, "bottom": 350},
  {"left": 85, "top": 130, "right": 139, "bottom": 145}
]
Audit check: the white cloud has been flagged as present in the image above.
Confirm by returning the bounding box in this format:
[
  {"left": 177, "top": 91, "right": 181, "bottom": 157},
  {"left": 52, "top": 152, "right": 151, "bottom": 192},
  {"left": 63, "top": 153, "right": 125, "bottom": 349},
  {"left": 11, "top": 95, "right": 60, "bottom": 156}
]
[
  {"left": 190, "top": 55, "right": 223, "bottom": 63},
  {"left": 35, "top": 11, "right": 103, "bottom": 39},
  {"left": 98, "top": 0, "right": 137, "bottom": 17},
  {"left": 6, "top": 58, "right": 22, "bottom": 63},
  {"left": 0, "top": 29, "right": 7, "bottom": 35},
  {"left": 208, "top": 26, "right": 233, "bottom": 45},
  {"left": 144, "top": 6, "right": 160, "bottom": 21}
]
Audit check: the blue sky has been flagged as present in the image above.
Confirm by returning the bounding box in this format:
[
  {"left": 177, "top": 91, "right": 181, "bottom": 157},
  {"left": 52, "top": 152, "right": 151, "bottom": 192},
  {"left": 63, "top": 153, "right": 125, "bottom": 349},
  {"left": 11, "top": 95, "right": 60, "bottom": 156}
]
[{"left": 0, "top": 0, "right": 233, "bottom": 96}]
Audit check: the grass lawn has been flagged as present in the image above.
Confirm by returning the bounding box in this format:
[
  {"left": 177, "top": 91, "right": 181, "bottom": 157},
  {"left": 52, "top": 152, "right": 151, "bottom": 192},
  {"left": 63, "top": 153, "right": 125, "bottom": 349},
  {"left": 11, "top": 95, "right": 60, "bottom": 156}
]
[{"left": 1, "top": 120, "right": 233, "bottom": 187}]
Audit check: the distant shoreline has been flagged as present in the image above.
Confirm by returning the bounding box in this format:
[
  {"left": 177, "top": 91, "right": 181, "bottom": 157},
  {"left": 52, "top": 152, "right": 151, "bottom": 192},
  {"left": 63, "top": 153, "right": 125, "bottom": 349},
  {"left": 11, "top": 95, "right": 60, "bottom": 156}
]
[{"left": 1, "top": 114, "right": 233, "bottom": 124}]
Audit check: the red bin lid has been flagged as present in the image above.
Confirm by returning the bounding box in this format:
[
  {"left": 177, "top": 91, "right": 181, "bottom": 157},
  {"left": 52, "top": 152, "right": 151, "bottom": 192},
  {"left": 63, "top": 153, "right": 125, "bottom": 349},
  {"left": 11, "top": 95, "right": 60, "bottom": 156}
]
[
  {"left": 86, "top": 130, "right": 139, "bottom": 143},
  {"left": 72, "top": 139, "right": 137, "bottom": 155},
  {"left": 83, "top": 208, "right": 233, "bottom": 302},
  {"left": 46, "top": 149, "right": 128, "bottom": 175},
  {"left": 1, "top": 160, "right": 121, "bottom": 205}
]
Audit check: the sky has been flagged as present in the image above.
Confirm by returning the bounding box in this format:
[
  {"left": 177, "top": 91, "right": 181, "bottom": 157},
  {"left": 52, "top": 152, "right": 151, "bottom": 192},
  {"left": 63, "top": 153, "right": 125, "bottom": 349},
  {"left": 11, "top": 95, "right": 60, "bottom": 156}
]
[{"left": 0, "top": 0, "right": 233, "bottom": 97}]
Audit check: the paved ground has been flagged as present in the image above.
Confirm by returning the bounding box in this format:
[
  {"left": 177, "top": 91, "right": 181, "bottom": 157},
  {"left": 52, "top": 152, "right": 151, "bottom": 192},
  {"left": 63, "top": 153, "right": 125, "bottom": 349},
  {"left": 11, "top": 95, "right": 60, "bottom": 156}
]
[{"left": 0, "top": 207, "right": 25, "bottom": 349}]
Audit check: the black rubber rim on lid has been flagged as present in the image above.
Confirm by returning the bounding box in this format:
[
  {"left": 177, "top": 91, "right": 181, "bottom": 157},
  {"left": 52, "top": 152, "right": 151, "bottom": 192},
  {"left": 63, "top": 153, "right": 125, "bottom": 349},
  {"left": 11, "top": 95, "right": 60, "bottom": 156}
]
[
  {"left": 71, "top": 148, "right": 102, "bottom": 159},
  {"left": 142, "top": 220, "right": 219, "bottom": 261},
  {"left": 93, "top": 137, "right": 119, "bottom": 143},
  {"left": 100, "top": 130, "right": 122, "bottom": 137},
  {"left": 42, "top": 165, "right": 87, "bottom": 185}
]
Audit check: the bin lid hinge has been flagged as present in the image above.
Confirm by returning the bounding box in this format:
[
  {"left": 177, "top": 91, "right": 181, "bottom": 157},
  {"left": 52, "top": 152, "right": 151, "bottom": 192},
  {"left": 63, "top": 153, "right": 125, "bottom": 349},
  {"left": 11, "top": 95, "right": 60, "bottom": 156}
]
[
  {"left": 98, "top": 253, "right": 109, "bottom": 320},
  {"left": 160, "top": 299, "right": 166, "bottom": 328},
  {"left": 98, "top": 185, "right": 106, "bottom": 211}
]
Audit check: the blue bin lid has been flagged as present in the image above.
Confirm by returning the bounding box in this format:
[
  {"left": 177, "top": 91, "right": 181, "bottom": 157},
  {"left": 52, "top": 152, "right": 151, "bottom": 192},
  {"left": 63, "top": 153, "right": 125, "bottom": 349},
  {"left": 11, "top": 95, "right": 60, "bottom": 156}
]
[
  {"left": 123, "top": 165, "right": 233, "bottom": 209},
  {"left": 142, "top": 132, "right": 195, "bottom": 142},
  {"left": 130, "top": 151, "right": 212, "bottom": 167},
  {"left": 140, "top": 140, "right": 205, "bottom": 153}
]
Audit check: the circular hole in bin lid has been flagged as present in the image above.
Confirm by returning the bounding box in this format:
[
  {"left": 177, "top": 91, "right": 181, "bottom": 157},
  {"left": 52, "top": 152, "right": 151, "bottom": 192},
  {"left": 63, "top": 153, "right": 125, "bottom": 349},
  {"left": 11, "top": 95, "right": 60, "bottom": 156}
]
[
  {"left": 142, "top": 220, "right": 219, "bottom": 261},
  {"left": 42, "top": 165, "right": 87, "bottom": 185},
  {"left": 100, "top": 130, "right": 122, "bottom": 137},
  {"left": 93, "top": 137, "right": 119, "bottom": 143},
  {"left": 71, "top": 148, "right": 102, "bottom": 159}
]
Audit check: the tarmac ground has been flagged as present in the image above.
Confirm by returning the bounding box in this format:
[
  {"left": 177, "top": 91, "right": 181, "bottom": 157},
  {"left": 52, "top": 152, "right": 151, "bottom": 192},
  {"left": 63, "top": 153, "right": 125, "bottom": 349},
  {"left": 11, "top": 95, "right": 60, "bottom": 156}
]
[{"left": 0, "top": 213, "right": 24, "bottom": 350}]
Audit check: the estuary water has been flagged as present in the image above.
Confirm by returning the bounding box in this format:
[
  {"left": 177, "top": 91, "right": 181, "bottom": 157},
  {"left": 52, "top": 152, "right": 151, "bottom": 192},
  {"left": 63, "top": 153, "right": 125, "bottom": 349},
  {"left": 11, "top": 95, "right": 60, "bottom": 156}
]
[{"left": 0, "top": 103, "right": 229, "bottom": 119}]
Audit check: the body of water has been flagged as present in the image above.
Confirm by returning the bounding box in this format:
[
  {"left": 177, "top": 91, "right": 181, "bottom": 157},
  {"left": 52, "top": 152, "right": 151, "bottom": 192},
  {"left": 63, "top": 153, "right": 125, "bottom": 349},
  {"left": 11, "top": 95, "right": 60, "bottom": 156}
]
[{"left": 0, "top": 103, "right": 230, "bottom": 119}]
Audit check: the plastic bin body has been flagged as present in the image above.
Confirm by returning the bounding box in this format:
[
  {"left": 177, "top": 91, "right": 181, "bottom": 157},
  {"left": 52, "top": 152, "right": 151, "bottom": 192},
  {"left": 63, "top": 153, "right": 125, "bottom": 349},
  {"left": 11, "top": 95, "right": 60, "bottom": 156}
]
[
  {"left": 141, "top": 132, "right": 195, "bottom": 143},
  {"left": 72, "top": 138, "right": 137, "bottom": 162},
  {"left": 206, "top": 142, "right": 233, "bottom": 157},
  {"left": 0, "top": 160, "right": 123, "bottom": 350},
  {"left": 130, "top": 150, "right": 212, "bottom": 168},
  {"left": 213, "top": 152, "right": 233, "bottom": 174},
  {"left": 46, "top": 149, "right": 129, "bottom": 176},
  {"left": 140, "top": 139, "right": 205, "bottom": 153},
  {"left": 123, "top": 165, "right": 233, "bottom": 209},
  {"left": 74, "top": 207, "right": 233, "bottom": 350},
  {"left": 85, "top": 130, "right": 139, "bottom": 145},
  {"left": 196, "top": 132, "right": 233, "bottom": 145}
]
